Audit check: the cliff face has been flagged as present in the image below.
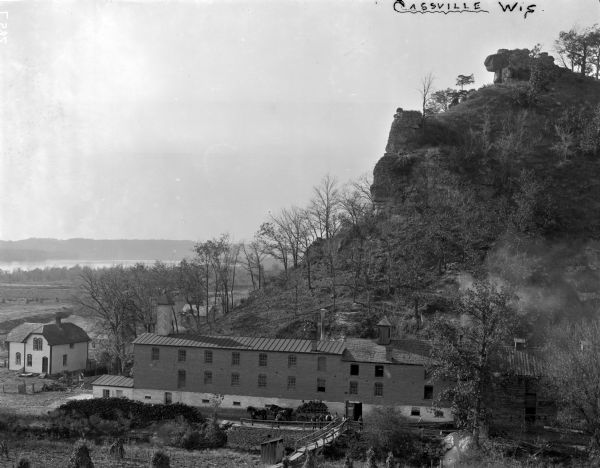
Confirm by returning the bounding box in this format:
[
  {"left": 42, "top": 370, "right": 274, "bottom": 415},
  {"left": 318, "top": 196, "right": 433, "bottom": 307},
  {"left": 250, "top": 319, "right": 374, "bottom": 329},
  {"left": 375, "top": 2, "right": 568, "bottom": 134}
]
[
  {"left": 372, "top": 49, "right": 600, "bottom": 236},
  {"left": 368, "top": 49, "right": 600, "bottom": 332}
]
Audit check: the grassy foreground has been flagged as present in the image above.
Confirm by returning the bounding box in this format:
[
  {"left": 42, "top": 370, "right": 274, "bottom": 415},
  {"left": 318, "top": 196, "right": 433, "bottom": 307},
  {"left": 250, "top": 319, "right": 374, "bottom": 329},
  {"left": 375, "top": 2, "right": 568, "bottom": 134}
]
[{"left": 0, "top": 439, "right": 262, "bottom": 468}]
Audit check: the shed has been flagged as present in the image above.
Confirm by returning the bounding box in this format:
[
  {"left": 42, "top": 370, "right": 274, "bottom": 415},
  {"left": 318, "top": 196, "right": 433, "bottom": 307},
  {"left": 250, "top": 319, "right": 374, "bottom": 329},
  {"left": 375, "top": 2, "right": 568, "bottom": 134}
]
[{"left": 260, "top": 437, "right": 284, "bottom": 465}]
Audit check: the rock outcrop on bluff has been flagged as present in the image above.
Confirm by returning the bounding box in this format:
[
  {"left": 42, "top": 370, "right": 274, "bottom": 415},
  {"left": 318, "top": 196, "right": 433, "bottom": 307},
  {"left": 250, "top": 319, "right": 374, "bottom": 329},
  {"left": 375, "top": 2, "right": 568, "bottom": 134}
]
[
  {"left": 484, "top": 48, "right": 556, "bottom": 84},
  {"left": 371, "top": 108, "right": 423, "bottom": 210}
]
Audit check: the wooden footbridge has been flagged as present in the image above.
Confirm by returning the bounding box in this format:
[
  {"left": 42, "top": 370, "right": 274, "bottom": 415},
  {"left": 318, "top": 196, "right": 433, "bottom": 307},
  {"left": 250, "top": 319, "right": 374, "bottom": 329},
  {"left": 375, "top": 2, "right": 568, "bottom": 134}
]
[{"left": 268, "top": 419, "right": 353, "bottom": 467}]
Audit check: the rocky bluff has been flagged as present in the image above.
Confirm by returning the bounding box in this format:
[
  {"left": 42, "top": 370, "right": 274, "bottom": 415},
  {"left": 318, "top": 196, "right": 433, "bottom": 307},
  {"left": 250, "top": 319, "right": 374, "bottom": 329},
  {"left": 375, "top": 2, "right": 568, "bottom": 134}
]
[{"left": 484, "top": 48, "right": 556, "bottom": 84}]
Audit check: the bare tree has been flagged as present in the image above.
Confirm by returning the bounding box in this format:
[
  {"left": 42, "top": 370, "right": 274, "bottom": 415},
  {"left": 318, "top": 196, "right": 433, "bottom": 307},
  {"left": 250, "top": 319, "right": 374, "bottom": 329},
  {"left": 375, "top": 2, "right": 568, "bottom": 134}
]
[
  {"left": 258, "top": 221, "right": 291, "bottom": 278},
  {"left": 176, "top": 258, "right": 207, "bottom": 330},
  {"left": 76, "top": 267, "right": 137, "bottom": 374},
  {"left": 544, "top": 320, "right": 600, "bottom": 454},
  {"left": 241, "top": 238, "right": 267, "bottom": 291},
  {"left": 309, "top": 174, "right": 341, "bottom": 240},
  {"left": 419, "top": 72, "right": 435, "bottom": 126}
]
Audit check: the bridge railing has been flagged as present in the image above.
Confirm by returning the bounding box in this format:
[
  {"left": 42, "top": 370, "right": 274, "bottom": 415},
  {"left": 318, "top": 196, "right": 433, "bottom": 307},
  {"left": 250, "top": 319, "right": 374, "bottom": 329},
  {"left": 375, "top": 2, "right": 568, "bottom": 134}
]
[
  {"left": 239, "top": 418, "right": 331, "bottom": 430},
  {"left": 293, "top": 419, "right": 347, "bottom": 449}
]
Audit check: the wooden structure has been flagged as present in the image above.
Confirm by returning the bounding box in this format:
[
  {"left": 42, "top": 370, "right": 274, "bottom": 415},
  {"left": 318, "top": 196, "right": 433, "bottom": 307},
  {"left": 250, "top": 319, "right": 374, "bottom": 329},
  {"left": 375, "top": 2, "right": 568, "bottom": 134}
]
[{"left": 261, "top": 437, "right": 284, "bottom": 465}]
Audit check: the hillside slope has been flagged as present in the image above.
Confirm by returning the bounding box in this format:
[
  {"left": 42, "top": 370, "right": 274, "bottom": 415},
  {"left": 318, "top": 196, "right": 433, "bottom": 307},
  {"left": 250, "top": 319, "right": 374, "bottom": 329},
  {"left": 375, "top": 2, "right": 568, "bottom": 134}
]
[{"left": 217, "top": 48, "right": 600, "bottom": 342}]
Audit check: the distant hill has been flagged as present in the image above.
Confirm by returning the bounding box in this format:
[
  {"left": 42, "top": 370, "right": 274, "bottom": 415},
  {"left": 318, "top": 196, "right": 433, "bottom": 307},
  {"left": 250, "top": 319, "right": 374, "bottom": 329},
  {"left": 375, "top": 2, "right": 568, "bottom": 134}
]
[{"left": 0, "top": 238, "right": 196, "bottom": 262}]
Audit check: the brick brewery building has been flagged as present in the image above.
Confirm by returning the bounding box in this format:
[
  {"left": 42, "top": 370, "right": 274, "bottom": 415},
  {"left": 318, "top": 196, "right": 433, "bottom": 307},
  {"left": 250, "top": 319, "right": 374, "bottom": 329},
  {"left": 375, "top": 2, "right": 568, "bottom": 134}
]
[
  {"left": 126, "top": 309, "right": 451, "bottom": 422},
  {"left": 93, "top": 301, "right": 549, "bottom": 424}
]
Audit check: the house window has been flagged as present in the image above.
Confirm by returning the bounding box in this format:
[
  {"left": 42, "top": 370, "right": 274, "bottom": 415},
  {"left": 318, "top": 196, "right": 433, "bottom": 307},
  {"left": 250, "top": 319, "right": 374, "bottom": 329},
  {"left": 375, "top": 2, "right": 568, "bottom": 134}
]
[
  {"left": 233, "top": 401, "right": 241, "bottom": 406},
  {"left": 350, "top": 364, "right": 359, "bottom": 375},
  {"left": 15, "top": 352, "right": 21, "bottom": 366},
  {"left": 178, "top": 370, "right": 186, "bottom": 388},
  {"left": 317, "top": 378, "right": 326, "bottom": 392},
  {"left": 165, "top": 392, "right": 172, "bottom": 404},
  {"left": 144, "top": 395, "right": 151, "bottom": 400},
  {"left": 258, "top": 374, "right": 267, "bottom": 387},
  {"left": 102, "top": 389, "right": 110, "bottom": 398},
  {"left": 349, "top": 381, "right": 358, "bottom": 395},
  {"left": 374, "top": 382, "right": 383, "bottom": 396},
  {"left": 375, "top": 365, "right": 384, "bottom": 377},
  {"left": 232, "top": 352, "right": 240, "bottom": 365},
  {"left": 411, "top": 407, "right": 421, "bottom": 416},
  {"left": 202, "top": 399, "right": 210, "bottom": 404},
  {"left": 63, "top": 354, "right": 68, "bottom": 366},
  {"left": 178, "top": 349, "right": 186, "bottom": 362},
  {"left": 231, "top": 373, "right": 240, "bottom": 386},
  {"left": 434, "top": 409, "right": 444, "bottom": 418},
  {"left": 424, "top": 385, "right": 434, "bottom": 400},
  {"left": 69, "top": 343, "right": 74, "bottom": 349},
  {"left": 288, "top": 355, "right": 297, "bottom": 367},
  {"left": 151, "top": 347, "right": 160, "bottom": 360},
  {"left": 33, "top": 338, "right": 43, "bottom": 351},
  {"left": 287, "top": 376, "right": 296, "bottom": 390},
  {"left": 204, "top": 371, "right": 213, "bottom": 385},
  {"left": 116, "top": 390, "right": 123, "bottom": 397},
  {"left": 259, "top": 353, "right": 267, "bottom": 367},
  {"left": 204, "top": 350, "right": 213, "bottom": 364},
  {"left": 318, "top": 356, "right": 326, "bottom": 371},
  {"left": 26, "top": 354, "right": 32, "bottom": 367}
]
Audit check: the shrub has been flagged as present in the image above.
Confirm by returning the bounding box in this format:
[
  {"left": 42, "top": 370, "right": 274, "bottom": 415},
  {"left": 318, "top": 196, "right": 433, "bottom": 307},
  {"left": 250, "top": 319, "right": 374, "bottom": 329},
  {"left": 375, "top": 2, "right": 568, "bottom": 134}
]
[
  {"left": 179, "top": 428, "right": 202, "bottom": 450},
  {"left": 366, "top": 447, "right": 378, "bottom": 468},
  {"left": 296, "top": 401, "right": 328, "bottom": 414},
  {"left": 67, "top": 440, "right": 94, "bottom": 468},
  {"left": 150, "top": 450, "right": 170, "bottom": 468},
  {"left": 56, "top": 398, "right": 204, "bottom": 428},
  {"left": 363, "top": 407, "right": 442, "bottom": 465},
  {"left": 201, "top": 418, "right": 227, "bottom": 449},
  {"left": 155, "top": 419, "right": 190, "bottom": 448},
  {"left": 302, "top": 450, "right": 317, "bottom": 468},
  {"left": 109, "top": 438, "right": 125, "bottom": 459},
  {"left": 16, "top": 458, "right": 31, "bottom": 468}
]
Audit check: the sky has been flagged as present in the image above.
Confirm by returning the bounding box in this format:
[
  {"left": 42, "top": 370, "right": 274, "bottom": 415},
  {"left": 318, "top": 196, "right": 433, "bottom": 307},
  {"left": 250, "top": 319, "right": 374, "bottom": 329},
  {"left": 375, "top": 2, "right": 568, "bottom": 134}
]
[{"left": 0, "top": 0, "right": 599, "bottom": 242}]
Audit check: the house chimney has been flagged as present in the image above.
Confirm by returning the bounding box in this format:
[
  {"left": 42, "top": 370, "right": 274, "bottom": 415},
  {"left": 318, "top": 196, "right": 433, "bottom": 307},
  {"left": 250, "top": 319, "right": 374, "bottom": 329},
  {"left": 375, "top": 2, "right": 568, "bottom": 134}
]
[
  {"left": 319, "top": 309, "right": 326, "bottom": 340},
  {"left": 55, "top": 315, "right": 62, "bottom": 326},
  {"left": 155, "top": 295, "right": 175, "bottom": 336}
]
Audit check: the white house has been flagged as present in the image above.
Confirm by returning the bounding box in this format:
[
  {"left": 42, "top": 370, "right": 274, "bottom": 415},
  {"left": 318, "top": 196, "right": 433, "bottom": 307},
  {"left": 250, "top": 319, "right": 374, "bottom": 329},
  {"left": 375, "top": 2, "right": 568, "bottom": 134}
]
[{"left": 6, "top": 316, "right": 90, "bottom": 374}]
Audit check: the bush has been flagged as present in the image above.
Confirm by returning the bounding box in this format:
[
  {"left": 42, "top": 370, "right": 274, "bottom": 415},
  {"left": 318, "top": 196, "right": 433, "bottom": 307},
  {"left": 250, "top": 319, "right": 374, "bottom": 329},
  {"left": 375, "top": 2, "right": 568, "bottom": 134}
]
[
  {"left": 296, "top": 401, "right": 328, "bottom": 414},
  {"left": 200, "top": 418, "right": 227, "bottom": 449},
  {"left": 56, "top": 398, "right": 204, "bottom": 428},
  {"left": 363, "top": 407, "right": 442, "bottom": 465},
  {"left": 109, "top": 438, "right": 125, "bottom": 459},
  {"left": 67, "top": 440, "right": 94, "bottom": 468},
  {"left": 150, "top": 450, "right": 170, "bottom": 468},
  {"left": 16, "top": 458, "right": 31, "bottom": 468}
]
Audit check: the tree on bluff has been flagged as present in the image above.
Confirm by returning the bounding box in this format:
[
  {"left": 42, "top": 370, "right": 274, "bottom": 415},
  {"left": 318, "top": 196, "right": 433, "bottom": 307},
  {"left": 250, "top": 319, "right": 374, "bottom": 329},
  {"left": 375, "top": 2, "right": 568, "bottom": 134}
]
[
  {"left": 555, "top": 25, "right": 600, "bottom": 78},
  {"left": 456, "top": 74, "right": 474, "bottom": 90}
]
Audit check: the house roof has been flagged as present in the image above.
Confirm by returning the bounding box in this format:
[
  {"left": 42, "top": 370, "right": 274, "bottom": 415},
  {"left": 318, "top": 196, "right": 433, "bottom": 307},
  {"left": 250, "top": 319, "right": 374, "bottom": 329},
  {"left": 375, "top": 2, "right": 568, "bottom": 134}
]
[
  {"left": 132, "top": 332, "right": 542, "bottom": 375},
  {"left": 499, "top": 348, "right": 543, "bottom": 377},
  {"left": 133, "top": 333, "right": 346, "bottom": 355},
  {"left": 6, "top": 321, "right": 90, "bottom": 345},
  {"left": 92, "top": 375, "right": 134, "bottom": 388}
]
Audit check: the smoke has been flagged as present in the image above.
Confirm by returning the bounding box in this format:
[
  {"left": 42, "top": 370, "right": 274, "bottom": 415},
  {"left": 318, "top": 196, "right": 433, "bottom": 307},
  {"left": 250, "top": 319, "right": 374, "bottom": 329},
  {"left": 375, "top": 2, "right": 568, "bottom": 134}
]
[{"left": 484, "top": 235, "right": 599, "bottom": 328}]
